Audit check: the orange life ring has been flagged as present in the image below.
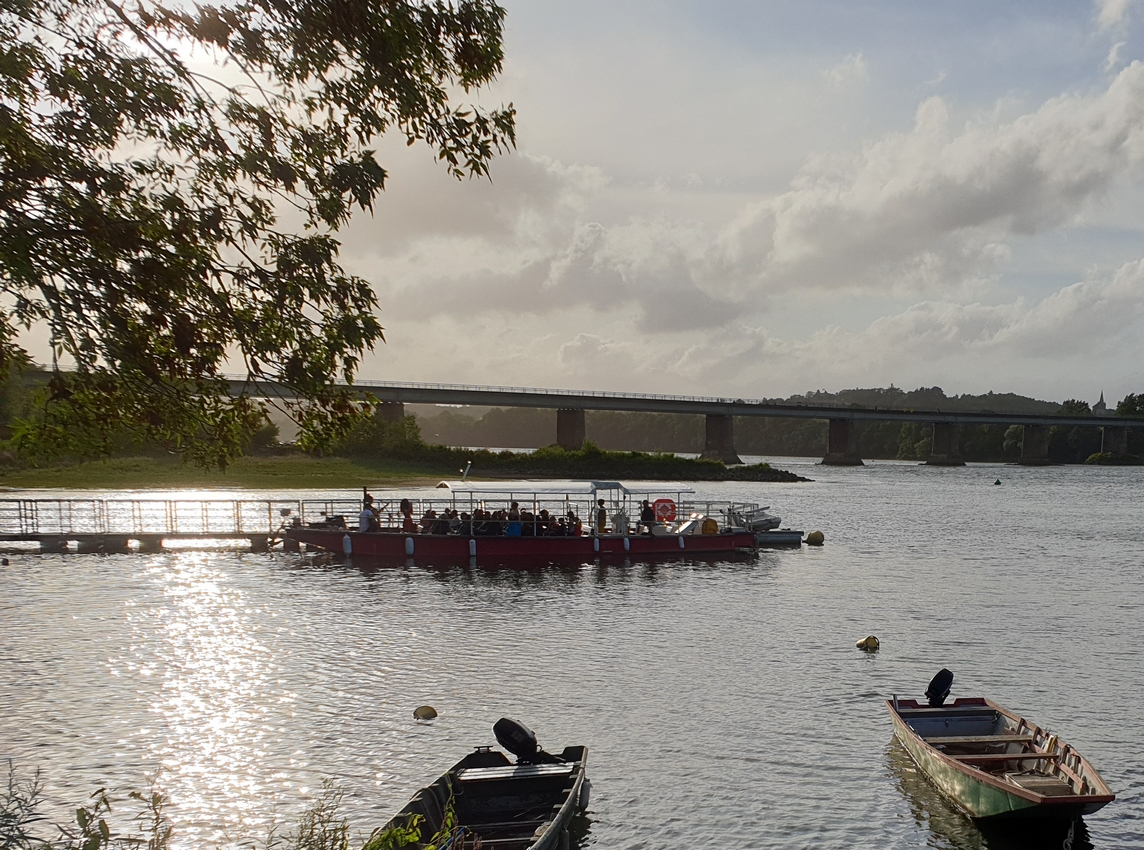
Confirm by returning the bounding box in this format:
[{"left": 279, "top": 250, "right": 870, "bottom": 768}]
[{"left": 653, "top": 498, "right": 676, "bottom": 521}]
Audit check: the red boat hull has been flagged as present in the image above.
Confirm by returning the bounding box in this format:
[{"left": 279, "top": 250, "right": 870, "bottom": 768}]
[{"left": 288, "top": 528, "right": 758, "bottom": 561}]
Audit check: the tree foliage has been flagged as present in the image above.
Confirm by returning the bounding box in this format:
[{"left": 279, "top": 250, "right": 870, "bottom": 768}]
[{"left": 0, "top": 0, "right": 514, "bottom": 466}]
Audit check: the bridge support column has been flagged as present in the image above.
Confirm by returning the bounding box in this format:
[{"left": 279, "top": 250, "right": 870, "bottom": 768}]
[
  {"left": 925, "top": 423, "right": 965, "bottom": 466},
  {"left": 1101, "top": 425, "right": 1129, "bottom": 456},
  {"left": 556, "top": 408, "right": 586, "bottom": 450},
  {"left": 822, "top": 419, "right": 863, "bottom": 465},
  {"left": 701, "top": 414, "right": 742, "bottom": 464},
  {"left": 375, "top": 401, "right": 405, "bottom": 422},
  {"left": 1019, "top": 424, "right": 1051, "bottom": 465}
]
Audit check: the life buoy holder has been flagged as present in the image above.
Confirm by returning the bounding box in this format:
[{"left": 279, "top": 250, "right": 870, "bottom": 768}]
[{"left": 653, "top": 498, "right": 676, "bottom": 521}]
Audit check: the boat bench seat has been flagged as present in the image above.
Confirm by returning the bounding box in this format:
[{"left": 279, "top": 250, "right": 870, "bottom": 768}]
[
  {"left": 951, "top": 752, "right": 1059, "bottom": 763},
  {"left": 457, "top": 763, "right": 574, "bottom": 782},
  {"left": 925, "top": 734, "right": 1035, "bottom": 745}
]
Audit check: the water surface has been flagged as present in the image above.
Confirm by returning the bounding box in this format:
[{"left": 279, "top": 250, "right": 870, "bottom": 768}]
[{"left": 2, "top": 460, "right": 1141, "bottom": 848}]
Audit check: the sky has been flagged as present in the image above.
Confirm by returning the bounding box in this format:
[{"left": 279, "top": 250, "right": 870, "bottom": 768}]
[
  {"left": 110, "top": 1, "right": 1141, "bottom": 405},
  {"left": 331, "top": 0, "right": 1144, "bottom": 405}
]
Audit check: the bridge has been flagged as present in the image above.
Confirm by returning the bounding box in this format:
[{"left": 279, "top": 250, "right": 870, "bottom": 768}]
[{"left": 231, "top": 378, "right": 1144, "bottom": 466}]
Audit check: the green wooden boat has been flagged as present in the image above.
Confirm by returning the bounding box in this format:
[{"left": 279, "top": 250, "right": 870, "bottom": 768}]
[{"left": 887, "top": 695, "right": 1114, "bottom": 821}]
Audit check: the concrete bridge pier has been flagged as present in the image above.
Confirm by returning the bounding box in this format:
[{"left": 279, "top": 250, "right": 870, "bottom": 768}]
[
  {"left": 556, "top": 408, "right": 586, "bottom": 450},
  {"left": 1019, "top": 424, "right": 1051, "bottom": 465},
  {"left": 925, "top": 422, "right": 965, "bottom": 466},
  {"left": 822, "top": 418, "right": 863, "bottom": 465},
  {"left": 701, "top": 414, "right": 742, "bottom": 464},
  {"left": 1101, "top": 425, "right": 1129, "bottom": 455}
]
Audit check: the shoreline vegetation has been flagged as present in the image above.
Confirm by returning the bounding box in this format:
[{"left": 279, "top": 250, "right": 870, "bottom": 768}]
[
  {"left": 0, "top": 765, "right": 398, "bottom": 850},
  {"left": 0, "top": 442, "right": 809, "bottom": 490}
]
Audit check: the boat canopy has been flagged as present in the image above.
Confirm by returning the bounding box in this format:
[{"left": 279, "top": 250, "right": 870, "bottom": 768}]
[{"left": 434, "top": 480, "right": 695, "bottom": 496}]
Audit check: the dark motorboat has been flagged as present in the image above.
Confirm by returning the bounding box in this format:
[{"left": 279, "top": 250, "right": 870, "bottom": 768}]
[
  {"left": 887, "top": 670, "right": 1114, "bottom": 821},
  {"left": 369, "top": 719, "right": 589, "bottom": 850}
]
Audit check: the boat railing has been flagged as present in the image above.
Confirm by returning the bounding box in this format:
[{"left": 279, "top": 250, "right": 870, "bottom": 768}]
[{"left": 0, "top": 498, "right": 304, "bottom": 537}]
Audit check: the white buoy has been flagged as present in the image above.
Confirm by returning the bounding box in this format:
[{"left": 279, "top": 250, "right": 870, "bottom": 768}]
[
  {"left": 405, "top": 537, "right": 415, "bottom": 556},
  {"left": 593, "top": 538, "right": 599, "bottom": 552},
  {"left": 623, "top": 537, "right": 630, "bottom": 551},
  {"left": 678, "top": 536, "right": 685, "bottom": 549},
  {"left": 469, "top": 538, "right": 477, "bottom": 557},
  {"left": 342, "top": 534, "right": 352, "bottom": 555}
]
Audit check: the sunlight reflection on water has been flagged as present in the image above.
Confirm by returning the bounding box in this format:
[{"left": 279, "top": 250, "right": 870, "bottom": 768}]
[{"left": 2, "top": 464, "right": 1142, "bottom": 849}]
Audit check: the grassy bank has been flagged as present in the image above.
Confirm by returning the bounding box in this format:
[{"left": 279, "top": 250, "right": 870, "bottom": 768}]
[
  {"left": 0, "top": 444, "right": 809, "bottom": 490},
  {"left": 0, "top": 454, "right": 447, "bottom": 490}
]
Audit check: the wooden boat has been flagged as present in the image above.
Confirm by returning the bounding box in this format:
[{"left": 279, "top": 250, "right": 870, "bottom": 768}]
[
  {"left": 887, "top": 690, "right": 1114, "bottom": 821},
  {"left": 286, "top": 480, "right": 792, "bottom": 561},
  {"left": 369, "top": 719, "right": 588, "bottom": 850}
]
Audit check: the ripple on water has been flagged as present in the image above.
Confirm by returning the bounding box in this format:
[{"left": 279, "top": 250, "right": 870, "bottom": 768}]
[{"left": 1, "top": 465, "right": 1142, "bottom": 848}]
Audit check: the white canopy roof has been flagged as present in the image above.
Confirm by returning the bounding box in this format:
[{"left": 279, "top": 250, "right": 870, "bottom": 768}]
[{"left": 434, "top": 479, "right": 695, "bottom": 496}]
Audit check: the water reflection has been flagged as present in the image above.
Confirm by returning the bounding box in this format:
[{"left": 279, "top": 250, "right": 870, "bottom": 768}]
[
  {"left": 141, "top": 555, "right": 286, "bottom": 847},
  {"left": 887, "top": 741, "right": 1092, "bottom": 850}
]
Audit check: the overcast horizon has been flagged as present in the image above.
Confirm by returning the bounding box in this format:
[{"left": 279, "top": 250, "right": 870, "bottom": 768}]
[{"left": 322, "top": 0, "right": 1144, "bottom": 407}]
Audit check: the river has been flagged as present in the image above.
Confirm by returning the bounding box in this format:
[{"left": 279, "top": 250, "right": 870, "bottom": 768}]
[{"left": 1, "top": 460, "right": 1141, "bottom": 849}]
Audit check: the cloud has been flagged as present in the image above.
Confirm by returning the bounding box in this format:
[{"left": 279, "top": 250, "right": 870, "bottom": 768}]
[
  {"left": 349, "top": 63, "right": 1144, "bottom": 344},
  {"left": 364, "top": 258, "right": 1144, "bottom": 405},
  {"left": 822, "top": 53, "right": 868, "bottom": 86},
  {"left": 1095, "top": 0, "right": 1131, "bottom": 30},
  {"left": 1106, "top": 40, "right": 1127, "bottom": 71}
]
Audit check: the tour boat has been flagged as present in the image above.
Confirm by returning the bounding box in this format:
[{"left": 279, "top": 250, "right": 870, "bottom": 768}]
[
  {"left": 285, "top": 480, "right": 800, "bottom": 560},
  {"left": 369, "top": 718, "right": 588, "bottom": 850},
  {"left": 887, "top": 674, "right": 1114, "bottom": 821}
]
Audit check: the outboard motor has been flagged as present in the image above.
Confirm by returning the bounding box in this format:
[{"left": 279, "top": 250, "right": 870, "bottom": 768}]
[
  {"left": 493, "top": 718, "right": 561, "bottom": 764},
  {"left": 926, "top": 668, "right": 954, "bottom": 707}
]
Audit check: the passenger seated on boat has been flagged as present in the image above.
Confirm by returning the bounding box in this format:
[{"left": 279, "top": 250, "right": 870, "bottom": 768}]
[
  {"left": 420, "top": 509, "right": 437, "bottom": 534},
  {"left": 400, "top": 498, "right": 416, "bottom": 533},
  {"left": 520, "top": 510, "right": 536, "bottom": 536},
  {"left": 359, "top": 503, "right": 379, "bottom": 532},
  {"left": 448, "top": 509, "right": 461, "bottom": 534},
  {"left": 538, "top": 509, "right": 552, "bottom": 533},
  {"left": 567, "top": 510, "right": 583, "bottom": 536},
  {"left": 490, "top": 509, "right": 507, "bottom": 535}
]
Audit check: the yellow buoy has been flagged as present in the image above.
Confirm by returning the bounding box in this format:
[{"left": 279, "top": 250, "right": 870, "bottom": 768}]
[
  {"left": 856, "top": 635, "right": 880, "bottom": 651},
  {"left": 413, "top": 705, "right": 438, "bottom": 720},
  {"left": 805, "top": 530, "right": 825, "bottom": 546}
]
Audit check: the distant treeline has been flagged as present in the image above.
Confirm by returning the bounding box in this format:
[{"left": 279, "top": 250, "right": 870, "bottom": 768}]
[{"left": 417, "top": 387, "right": 1144, "bottom": 463}]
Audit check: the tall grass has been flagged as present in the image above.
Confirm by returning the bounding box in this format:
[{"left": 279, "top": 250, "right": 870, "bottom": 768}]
[{"left": 0, "top": 764, "right": 398, "bottom": 850}]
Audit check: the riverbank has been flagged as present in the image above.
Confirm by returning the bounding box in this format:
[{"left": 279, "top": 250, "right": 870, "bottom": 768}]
[{"left": 0, "top": 447, "right": 809, "bottom": 489}]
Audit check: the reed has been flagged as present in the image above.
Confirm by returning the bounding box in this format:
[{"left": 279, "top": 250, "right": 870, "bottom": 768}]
[{"left": 1, "top": 764, "right": 379, "bottom": 850}]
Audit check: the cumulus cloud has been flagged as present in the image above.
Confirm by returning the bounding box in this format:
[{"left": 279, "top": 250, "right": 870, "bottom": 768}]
[
  {"left": 356, "top": 63, "right": 1144, "bottom": 340},
  {"left": 366, "top": 259, "right": 1144, "bottom": 404},
  {"left": 1096, "top": 0, "right": 1131, "bottom": 30}
]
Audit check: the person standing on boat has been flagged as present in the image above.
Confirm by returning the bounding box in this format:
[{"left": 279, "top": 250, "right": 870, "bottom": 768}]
[
  {"left": 640, "top": 499, "right": 656, "bottom": 534},
  {"left": 400, "top": 498, "right": 416, "bottom": 533},
  {"left": 596, "top": 499, "right": 607, "bottom": 534}
]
